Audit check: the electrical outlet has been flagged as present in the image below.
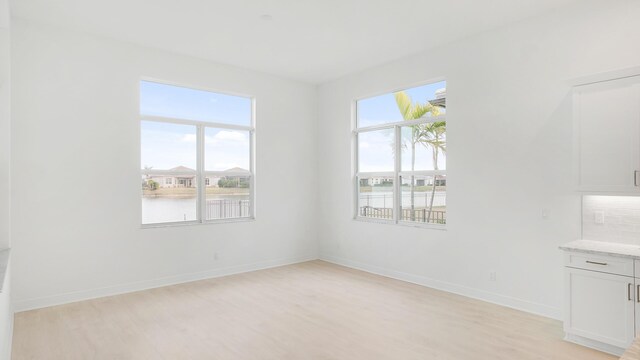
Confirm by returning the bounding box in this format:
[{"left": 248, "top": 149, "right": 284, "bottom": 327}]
[
  {"left": 542, "top": 208, "right": 550, "bottom": 219},
  {"left": 489, "top": 272, "right": 497, "bottom": 281},
  {"left": 213, "top": 252, "right": 219, "bottom": 260},
  {"left": 594, "top": 210, "right": 605, "bottom": 225}
]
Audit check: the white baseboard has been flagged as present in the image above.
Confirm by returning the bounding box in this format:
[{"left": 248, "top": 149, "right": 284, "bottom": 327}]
[
  {"left": 564, "top": 333, "right": 624, "bottom": 356},
  {"left": 14, "top": 255, "right": 317, "bottom": 312},
  {"left": 14, "top": 253, "right": 561, "bottom": 322},
  {"left": 320, "top": 254, "right": 561, "bottom": 320}
]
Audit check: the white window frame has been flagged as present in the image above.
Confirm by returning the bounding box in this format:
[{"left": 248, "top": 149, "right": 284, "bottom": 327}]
[
  {"left": 140, "top": 81, "right": 256, "bottom": 228},
  {"left": 353, "top": 86, "right": 446, "bottom": 229}
]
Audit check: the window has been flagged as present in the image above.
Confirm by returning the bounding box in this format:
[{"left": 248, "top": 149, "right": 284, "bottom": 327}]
[
  {"left": 354, "top": 81, "right": 446, "bottom": 226},
  {"left": 140, "top": 80, "right": 254, "bottom": 226}
]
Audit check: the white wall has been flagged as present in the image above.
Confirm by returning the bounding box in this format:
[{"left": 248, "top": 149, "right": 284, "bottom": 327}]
[
  {"left": 11, "top": 19, "right": 318, "bottom": 310},
  {"left": 0, "top": 8, "right": 13, "bottom": 359},
  {"left": 317, "top": 0, "right": 640, "bottom": 319},
  {"left": 0, "top": 23, "right": 9, "bottom": 252},
  {"left": 9, "top": 0, "right": 640, "bottom": 323}
]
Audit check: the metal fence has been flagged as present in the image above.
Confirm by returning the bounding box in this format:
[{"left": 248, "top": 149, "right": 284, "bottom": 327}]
[
  {"left": 206, "top": 199, "right": 250, "bottom": 219},
  {"left": 359, "top": 206, "right": 393, "bottom": 219},
  {"left": 359, "top": 206, "right": 446, "bottom": 224},
  {"left": 359, "top": 192, "right": 446, "bottom": 208},
  {"left": 402, "top": 208, "right": 446, "bottom": 224}
]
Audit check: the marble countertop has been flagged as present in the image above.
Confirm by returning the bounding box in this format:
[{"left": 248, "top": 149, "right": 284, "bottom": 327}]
[{"left": 559, "top": 240, "right": 640, "bottom": 259}]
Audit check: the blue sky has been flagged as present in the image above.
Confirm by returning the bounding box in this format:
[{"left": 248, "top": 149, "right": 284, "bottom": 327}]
[
  {"left": 358, "top": 81, "right": 447, "bottom": 172},
  {"left": 141, "top": 121, "right": 250, "bottom": 171},
  {"left": 141, "top": 121, "right": 197, "bottom": 170},
  {"left": 140, "top": 81, "right": 251, "bottom": 125},
  {"left": 358, "top": 81, "right": 446, "bottom": 128},
  {"left": 140, "top": 80, "right": 445, "bottom": 172},
  {"left": 140, "top": 81, "right": 251, "bottom": 171}
]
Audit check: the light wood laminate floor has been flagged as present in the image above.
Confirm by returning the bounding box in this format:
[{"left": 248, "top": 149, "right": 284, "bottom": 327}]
[
  {"left": 621, "top": 336, "right": 640, "bottom": 360},
  {"left": 12, "top": 260, "right": 615, "bottom": 360}
]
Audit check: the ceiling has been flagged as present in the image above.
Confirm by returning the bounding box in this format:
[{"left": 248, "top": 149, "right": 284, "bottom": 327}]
[{"left": 11, "top": 0, "right": 579, "bottom": 83}]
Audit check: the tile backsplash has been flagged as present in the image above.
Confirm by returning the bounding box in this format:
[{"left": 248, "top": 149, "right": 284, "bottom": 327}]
[{"left": 583, "top": 195, "right": 640, "bottom": 245}]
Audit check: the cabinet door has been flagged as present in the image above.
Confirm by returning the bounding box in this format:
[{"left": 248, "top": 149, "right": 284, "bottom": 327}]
[
  {"left": 574, "top": 76, "right": 640, "bottom": 192},
  {"left": 636, "top": 283, "right": 640, "bottom": 338},
  {"left": 565, "top": 267, "right": 635, "bottom": 348}
]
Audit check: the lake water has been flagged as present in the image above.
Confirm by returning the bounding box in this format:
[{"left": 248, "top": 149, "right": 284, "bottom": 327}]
[
  {"left": 359, "top": 191, "right": 446, "bottom": 208},
  {"left": 142, "top": 194, "right": 248, "bottom": 224},
  {"left": 142, "top": 191, "right": 446, "bottom": 224}
]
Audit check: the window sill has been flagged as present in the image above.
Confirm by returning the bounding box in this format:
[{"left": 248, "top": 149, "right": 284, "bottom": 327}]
[
  {"left": 141, "top": 217, "right": 255, "bottom": 229},
  {"left": 353, "top": 217, "right": 447, "bottom": 230}
]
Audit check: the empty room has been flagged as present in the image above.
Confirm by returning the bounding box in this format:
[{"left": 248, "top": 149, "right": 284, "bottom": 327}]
[{"left": 1, "top": 0, "right": 640, "bottom": 359}]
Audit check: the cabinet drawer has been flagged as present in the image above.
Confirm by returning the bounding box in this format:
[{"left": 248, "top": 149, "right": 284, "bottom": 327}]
[{"left": 565, "top": 252, "right": 634, "bottom": 277}]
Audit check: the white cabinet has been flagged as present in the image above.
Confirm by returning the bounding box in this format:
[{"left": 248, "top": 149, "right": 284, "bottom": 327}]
[
  {"left": 574, "top": 76, "right": 640, "bottom": 192},
  {"left": 637, "top": 285, "right": 640, "bottom": 338},
  {"left": 565, "top": 267, "right": 635, "bottom": 349},
  {"left": 564, "top": 251, "right": 638, "bottom": 355},
  {"left": 636, "top": 260, "right": 640, "bottom": 338}
]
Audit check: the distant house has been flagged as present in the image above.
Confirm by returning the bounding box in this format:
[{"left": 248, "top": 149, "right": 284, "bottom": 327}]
[
  {"left": 357, "top": 177, "right": 445, "bottom": 188},
  {"left": 146, "top": 166, "right": 248, "bottom": 188},
  {"left": 428, "top": 88, "right": 446, "bottom": 108},
  {"left": 412, "top": 177, "right": 446, "bottom": 187},
  {"left": 359, "top": 178, "right": 392, "bottom": 187},
  {"left": 146, "top": 166, "right": 195, "bottom": 188},
  {"left": 218, "top": 167, "right": 250, "bottom": 188},
  {"left": 425, "top": 177, "right": 447, "bottom": 187}
]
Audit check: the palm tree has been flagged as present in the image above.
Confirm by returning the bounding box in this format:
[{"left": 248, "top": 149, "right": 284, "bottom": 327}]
[
  {"left": 394, "top": 92, "right": 441, "bottom": 221},
  {"left": 417, "top": 120, "right": 446, "bottom": 223},
  {"left": 142, "top": 165, "right": 153, "bottom": 189},
  {"left": 143, "top": 165, "right": 153, "bottom": 176}
]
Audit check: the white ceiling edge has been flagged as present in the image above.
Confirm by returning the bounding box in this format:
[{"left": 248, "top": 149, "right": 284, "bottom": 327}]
[
  {"left": 8, "top": 0, "right": 586, "bottom": 84},
  {"left": 315, "top": 3, "right": 577, "bottom": 85},
  {"left": 5, "top": 6, "right": 568, "bottom": 89},
  {"left": 8, "top": 14, "right": 323, "bottom": 87}
]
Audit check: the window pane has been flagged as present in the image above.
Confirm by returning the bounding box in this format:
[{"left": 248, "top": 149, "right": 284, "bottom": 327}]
[
  {"left": 400, "top": 175, "right": 446, "bottom": 224},
  {"left": 142, "top": 174, "right": 197, "bottom": 224},
  {"left": 140, "top": 81, "right": 251, "bottom": 126},
  {"left": 141, "top": 121, "right": 197, "bottom": 171},
  {"left": 358, "top": 129, "right": 394, "bottom": 172},
  {"left": 357, "top": 176, "right": 393, "bottom": 220},
  {"left": 205, "top": 176, "right": 251, "bottom": 220},
  {"left": 205, "top": 128, "right": 250, "bottom": 172},
  {"left": 357, "top": 81, "right": 446, "bottom": 128},
  {"left": 400, "top": 124, "right": 446, "bottom": 171}
]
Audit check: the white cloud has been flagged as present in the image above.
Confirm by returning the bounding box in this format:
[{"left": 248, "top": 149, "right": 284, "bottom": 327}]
[
  {"left": 181, "top": 134, "right": 197, "bottom": 143},
  {"left": 215, "top": 130, "right": 246, "bottom": 141},
  {"left": 181, "top": 131, "right": 248, "bottom": 146},
  {"left": 206, "top": 130, "right": 248, "bottom": 146},
  {"left": 213, "top": 162, "right": 244, "bottom": 170}
]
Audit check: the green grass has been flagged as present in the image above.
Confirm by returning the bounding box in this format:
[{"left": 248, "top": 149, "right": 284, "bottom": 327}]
[
  {"left": 360, "top": 186, "right": 446, "bottom": 193},
  {"left": 143, "top": 187, "right": 249, "bottom": 198}
]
